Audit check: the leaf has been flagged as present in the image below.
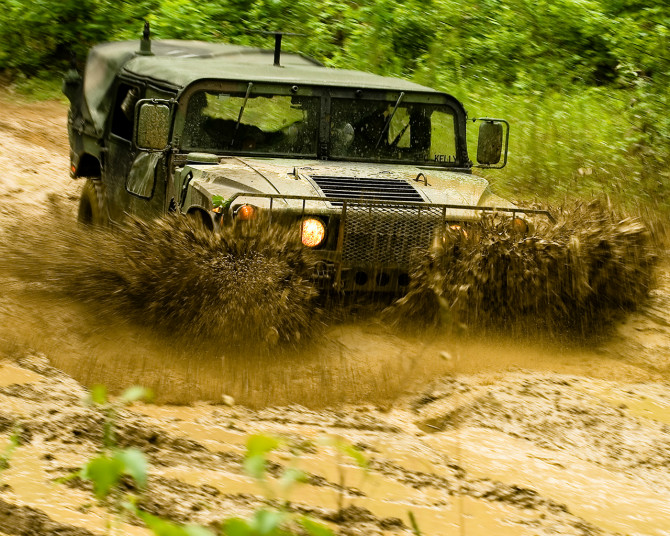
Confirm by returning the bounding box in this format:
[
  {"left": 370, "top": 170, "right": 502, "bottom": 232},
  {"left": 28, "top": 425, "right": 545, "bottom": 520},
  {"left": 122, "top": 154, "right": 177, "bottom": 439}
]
[
  {"left": 115, "top": 448, "right": 148, "bottom": 487},
  {"left": 211, "top": 195, "right": 224, "bottom": 208},
  {"left": 90, "top": 385, "right": 107, "bottom": 406},
  {"left": 120, "top": 386, "right": 152, "bottom": 404},
  {"left": 137, "top": 509, "right": 214, "bottom": 536},
  {"left": 246, "top": 434, "right": 280, "bottom": 457},
  {"left": 222, "top": 518, "right": 253, "bottom": 536},
  {"left": 82, "top": 455, "right": 124, "bottom": 499},
  {"left": 137, "top": 510, "right": 187, "bottom": 536},
  {"left": 297, "top": 516, "right": 335, "bottom": 536},
  {"left": 318, "top": 437, "right": 367, "bottom": 469},
  {"left": 244, "top": 434, "right": 281, "bottom": 479},
  {"left": 243, "top": 454, "right": 266, "bottom": 480},
  {"left": 184, "top": 526, "right": 216, "bottom": 536},
  {"left": 250, "top": 509, "right": 285, "bottom": 535},
  {"left": 279, "top": 467, "right": 308, "bottom": 491},
  {"left": 340, "top": 444, "right": 368, "bottom": 469}
]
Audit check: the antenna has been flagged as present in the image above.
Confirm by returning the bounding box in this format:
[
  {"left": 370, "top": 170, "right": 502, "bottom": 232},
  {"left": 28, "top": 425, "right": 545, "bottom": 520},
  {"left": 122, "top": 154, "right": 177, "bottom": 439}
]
[
  {"left": 139, "top": 21, "right": 153, "bottom": 56},
  {"left": 252, "top": 31, "right": 305, "bottom": 67}
]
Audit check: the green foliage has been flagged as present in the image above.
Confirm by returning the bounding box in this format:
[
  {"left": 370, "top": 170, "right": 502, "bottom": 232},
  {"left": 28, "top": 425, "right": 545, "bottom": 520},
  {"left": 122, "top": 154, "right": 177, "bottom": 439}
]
[
  {"left": 82, "top": 387, "right": 149, "bottom": 500},
  {"left": 227, "top": 433, "right": 336, "bottom": 536},
  {"left": 77, "top": 384, "right": 213, "bottom": 536},
  {"left": 70, "top": 388, "right": 344, "bottom": 536},
  {"left": 244, "top": 434, "right": 282, "bottom": 480},
  {"left": 317, "top": 436, "right": 368, "bottom": 470},
  {"left": 87, "top": 384, "right": 152, "bottom": 450},
  {"left": 79, "top": 446, "right": 150, "bottom": 500},
  {"left": 134, "top": 508, "right": 214, "bottom": 536}
]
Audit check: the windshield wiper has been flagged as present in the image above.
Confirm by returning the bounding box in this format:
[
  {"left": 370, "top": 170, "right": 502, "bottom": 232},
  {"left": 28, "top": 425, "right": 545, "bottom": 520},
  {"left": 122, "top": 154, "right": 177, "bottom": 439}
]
[
  {"left": 375, "top": 91, "right": 405, "bottom": 149},
  {"left": 230, "top": 82, "right": 253, "bottom": 148}
]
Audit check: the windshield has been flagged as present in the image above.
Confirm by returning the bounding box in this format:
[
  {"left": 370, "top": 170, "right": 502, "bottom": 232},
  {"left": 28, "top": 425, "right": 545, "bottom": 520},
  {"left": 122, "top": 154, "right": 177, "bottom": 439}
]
[
  {"left": 181, "top": 89, "right": 459, "bottom": 164},
  {"left": 182, "top": 90, "right": 319, "bottom": 156},
  {"left": 330, "top": 98, "right": 457, "bottom": 164}
]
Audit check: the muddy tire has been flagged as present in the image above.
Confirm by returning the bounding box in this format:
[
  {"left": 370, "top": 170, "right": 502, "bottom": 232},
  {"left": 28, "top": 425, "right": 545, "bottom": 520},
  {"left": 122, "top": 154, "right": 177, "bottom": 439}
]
[{"left": 77, "top": 179, "right": 107, "bottom": 226}]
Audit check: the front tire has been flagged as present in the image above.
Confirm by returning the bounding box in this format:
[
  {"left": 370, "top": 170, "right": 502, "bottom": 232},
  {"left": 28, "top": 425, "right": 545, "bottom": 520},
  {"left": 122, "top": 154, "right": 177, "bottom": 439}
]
[{"left": 77, "top": 179, "right": 107, "bottom": 226}]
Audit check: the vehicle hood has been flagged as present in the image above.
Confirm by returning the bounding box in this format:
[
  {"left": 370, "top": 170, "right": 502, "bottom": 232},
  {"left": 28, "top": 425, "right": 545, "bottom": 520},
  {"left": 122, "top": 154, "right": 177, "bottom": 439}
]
[{"left": 182, "top": 157, "right": 500, "bottom": 213}]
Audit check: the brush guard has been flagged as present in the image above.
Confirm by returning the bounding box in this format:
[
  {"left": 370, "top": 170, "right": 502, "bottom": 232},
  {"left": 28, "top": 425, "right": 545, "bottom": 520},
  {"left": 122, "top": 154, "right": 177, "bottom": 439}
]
[{"left": 224, "top": 193, "right": 555, "bottom": 292}]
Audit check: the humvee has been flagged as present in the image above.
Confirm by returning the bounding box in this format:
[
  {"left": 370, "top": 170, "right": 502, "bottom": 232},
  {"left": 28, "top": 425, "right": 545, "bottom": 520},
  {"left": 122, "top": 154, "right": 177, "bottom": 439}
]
[{"left": 63, "top": 27, "right": 551, "bottom": 293}]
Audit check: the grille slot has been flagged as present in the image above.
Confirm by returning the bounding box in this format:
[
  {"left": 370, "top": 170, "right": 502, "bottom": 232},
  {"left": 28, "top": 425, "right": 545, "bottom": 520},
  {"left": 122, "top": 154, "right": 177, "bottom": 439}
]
[
  {"left": 342, "top": 205, "right": 443, "bottom": 268},
  {"left": 310, "top": 175, "right": 424, "bottom": 205}
]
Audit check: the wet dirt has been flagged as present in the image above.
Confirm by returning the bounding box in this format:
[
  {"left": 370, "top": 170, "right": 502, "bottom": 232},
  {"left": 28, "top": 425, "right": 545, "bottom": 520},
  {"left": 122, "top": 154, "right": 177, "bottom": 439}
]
[{"left": 1, "top": 89, "right": 670, "bottom": 535}]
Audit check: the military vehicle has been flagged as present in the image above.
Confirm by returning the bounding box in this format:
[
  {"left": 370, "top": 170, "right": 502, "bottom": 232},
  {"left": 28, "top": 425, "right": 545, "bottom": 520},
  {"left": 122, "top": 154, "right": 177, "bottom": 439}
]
[{"left": 63, "top": 26, "right": 552, "bottom": 293}]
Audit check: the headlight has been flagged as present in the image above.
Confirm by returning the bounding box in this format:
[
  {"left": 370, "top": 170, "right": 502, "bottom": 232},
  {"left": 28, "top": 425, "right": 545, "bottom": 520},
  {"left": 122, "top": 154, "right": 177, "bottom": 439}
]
[{"left": 301, "top": 218, "right": 326, "bottom": 247}]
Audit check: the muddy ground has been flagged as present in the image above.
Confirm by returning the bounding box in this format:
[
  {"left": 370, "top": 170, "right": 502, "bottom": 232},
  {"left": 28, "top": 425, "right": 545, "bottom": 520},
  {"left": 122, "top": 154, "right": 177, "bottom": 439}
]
[{"left": 0, "top": 89, "right": 669, "bottom": 536}]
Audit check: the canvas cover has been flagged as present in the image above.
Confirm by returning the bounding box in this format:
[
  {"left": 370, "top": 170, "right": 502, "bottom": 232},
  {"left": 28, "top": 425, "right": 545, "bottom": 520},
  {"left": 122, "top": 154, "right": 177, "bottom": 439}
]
[
  {"left": 82, "top": 40, "right": 321, "bottom": 133},
  {"left": 82, "top": 39, "right": 436, "bottom": 134}
]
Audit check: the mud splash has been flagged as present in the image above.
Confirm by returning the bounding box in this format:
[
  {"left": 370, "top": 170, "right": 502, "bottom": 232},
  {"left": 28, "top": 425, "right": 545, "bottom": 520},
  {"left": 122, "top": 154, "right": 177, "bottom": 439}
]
[
  {"left": 390, "top": 200, "right": 657, "bottom": 337},
  {"left": 0, "top": 207, "right": 319, "bottom": 348},
  {"left": 1, "top": 197, "right": 657, "bottom": 354}
]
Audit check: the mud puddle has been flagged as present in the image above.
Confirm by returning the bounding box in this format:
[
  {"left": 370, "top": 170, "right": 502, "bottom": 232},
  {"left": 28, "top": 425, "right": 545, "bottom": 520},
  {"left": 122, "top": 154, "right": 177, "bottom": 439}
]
[{"left": 3, "top": 357, "right": 670, "bottom": 535}]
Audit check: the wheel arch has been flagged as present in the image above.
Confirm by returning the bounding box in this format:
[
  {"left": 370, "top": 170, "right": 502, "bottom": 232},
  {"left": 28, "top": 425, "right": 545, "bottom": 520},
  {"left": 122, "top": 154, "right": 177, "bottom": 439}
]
[
  {"left": 185, "top": 206, "right": 214, "bottom": 230},
  {"left": 73, "top": 153, "right": 101, "bottom": 178}
]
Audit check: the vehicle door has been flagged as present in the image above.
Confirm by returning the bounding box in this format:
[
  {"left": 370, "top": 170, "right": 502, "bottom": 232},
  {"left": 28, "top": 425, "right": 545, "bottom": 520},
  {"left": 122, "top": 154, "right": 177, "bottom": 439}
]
[{"left": 105, "top": 83, "right": 168, "bottom": 221}]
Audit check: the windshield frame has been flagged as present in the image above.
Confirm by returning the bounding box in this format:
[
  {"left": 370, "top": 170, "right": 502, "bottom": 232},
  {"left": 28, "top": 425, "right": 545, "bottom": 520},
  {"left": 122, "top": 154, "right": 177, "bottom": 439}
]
[{"left": 174, "top": 81, "right": 470, "bottom": 167}]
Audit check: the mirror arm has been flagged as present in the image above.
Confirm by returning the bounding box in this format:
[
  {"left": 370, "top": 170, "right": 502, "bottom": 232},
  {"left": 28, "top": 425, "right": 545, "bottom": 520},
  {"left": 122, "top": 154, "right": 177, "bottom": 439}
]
[{"left": 473, "top": 117, "right": 509, "bottom": 169}]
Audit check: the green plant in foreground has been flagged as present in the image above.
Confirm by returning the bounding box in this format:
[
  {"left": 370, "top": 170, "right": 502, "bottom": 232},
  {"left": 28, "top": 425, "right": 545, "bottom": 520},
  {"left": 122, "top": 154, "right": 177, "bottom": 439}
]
[
  {"left": 73, "top": 387, "right": 348, "bottom": 536},
  {"left": 74, "top": 387, "right": 420, "bottom": 535},
  {"left": 223, "top": 433, "right": 338, "bottom": 536},
  {"left": 77, "top": 385, "right": 213, "bottom": 536}
]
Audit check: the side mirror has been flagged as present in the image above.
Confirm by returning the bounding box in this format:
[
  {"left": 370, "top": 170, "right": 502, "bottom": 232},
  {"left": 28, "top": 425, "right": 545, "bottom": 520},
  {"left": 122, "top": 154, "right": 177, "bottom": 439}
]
[
  {"left": 134, "top": 100, "right": 172, "bottom": 151},
  {"left": 474, "top": 118, "right": 509, "bottom": 168}
]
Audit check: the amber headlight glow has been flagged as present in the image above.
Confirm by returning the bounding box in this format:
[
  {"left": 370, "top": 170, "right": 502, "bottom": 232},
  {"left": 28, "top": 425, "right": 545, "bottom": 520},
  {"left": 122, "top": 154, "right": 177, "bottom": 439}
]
[{"left": 301, "top": 218, "right": 326, "bottom": 247}]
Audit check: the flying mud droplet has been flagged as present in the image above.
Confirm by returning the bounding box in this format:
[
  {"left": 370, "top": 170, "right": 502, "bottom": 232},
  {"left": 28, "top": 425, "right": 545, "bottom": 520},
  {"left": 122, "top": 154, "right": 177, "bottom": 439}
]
[{"left": 387, "top": 200, "right": 658, "bottom": 337}]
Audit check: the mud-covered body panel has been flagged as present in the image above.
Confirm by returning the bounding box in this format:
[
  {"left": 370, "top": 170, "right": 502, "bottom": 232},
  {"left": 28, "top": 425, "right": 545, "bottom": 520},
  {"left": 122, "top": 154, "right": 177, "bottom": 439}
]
[{"left": 181, "top": 158, "right": 493, "bottom": 218}]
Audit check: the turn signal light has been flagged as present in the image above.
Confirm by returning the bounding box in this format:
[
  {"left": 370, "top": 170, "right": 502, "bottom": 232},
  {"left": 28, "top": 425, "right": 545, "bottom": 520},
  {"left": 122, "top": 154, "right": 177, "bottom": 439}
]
[
  {"left": 511, "top": 217, "right": 528, "bottom": 234},
  {"left": 235, "top": 204, "right": 256, "bottom": 221},
  {"left": 301, "top": 218, "right": 326, "bottom": 247}
]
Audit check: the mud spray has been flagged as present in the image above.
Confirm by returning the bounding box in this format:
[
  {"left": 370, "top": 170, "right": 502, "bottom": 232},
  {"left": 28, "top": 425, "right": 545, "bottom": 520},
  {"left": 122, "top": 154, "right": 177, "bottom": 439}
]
[
  {"left": 390, "top": 200, "right": 657, "bottom": 337},
  {"left": 0, "top": 198, "right": 659, "bottom": 406},
  {"left": 0, "top": 205, "right": 320, "bottom": 348}
]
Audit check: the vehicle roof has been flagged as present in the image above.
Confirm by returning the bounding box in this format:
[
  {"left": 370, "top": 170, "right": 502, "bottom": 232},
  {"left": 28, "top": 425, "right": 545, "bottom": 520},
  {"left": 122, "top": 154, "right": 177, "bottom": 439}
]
[{"left": 83, "top": 39, "right": 441, "bottom": 133}]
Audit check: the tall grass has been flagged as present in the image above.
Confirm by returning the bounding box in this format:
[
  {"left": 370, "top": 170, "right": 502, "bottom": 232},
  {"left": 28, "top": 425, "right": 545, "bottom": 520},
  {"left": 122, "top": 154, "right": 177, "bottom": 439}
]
[{"left": 445, "top": 82, "right": 655, "bottom": 209}]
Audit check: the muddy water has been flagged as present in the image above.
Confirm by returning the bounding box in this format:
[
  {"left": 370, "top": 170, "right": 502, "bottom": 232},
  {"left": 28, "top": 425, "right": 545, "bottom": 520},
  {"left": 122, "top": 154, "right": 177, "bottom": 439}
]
[{"left": 2, "top": 91, "right": 670, "bottom": 536}]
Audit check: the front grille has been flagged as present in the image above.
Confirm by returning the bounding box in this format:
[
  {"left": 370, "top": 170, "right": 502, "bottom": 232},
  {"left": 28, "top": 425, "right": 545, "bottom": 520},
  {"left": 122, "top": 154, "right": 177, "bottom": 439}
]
[
  {"left": 342, "top": 205, "right": 443, "bottom": 268},
  {"left": 310, "top": 175, "right": 424, "bottom": 205}
]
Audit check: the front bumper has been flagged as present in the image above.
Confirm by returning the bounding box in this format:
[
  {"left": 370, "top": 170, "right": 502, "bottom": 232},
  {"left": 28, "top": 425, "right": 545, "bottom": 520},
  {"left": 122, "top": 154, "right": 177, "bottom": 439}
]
[{"left": 223, "top": 193, "right": 554, "bottom": 293}]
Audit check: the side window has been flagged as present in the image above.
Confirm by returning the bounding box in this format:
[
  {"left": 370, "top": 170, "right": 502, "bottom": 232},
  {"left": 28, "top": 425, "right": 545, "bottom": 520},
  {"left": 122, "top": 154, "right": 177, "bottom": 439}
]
[{"left": 111, "top": 83, "right": 141, "bottom": 140}]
